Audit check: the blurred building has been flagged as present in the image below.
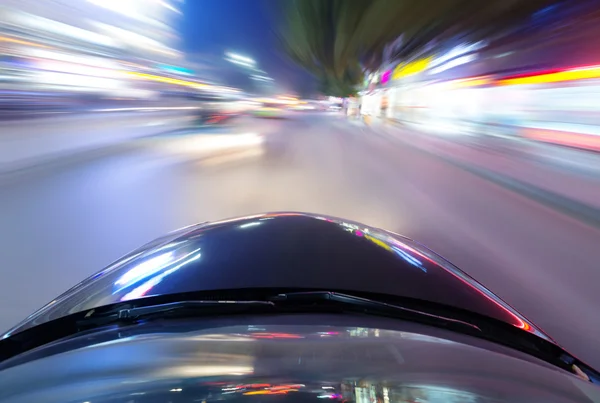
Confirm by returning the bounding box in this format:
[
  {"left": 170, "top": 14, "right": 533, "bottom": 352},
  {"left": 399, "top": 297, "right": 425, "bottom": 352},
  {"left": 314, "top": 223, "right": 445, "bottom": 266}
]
[
  {"left": 0, "top": 0, "right": 183, "bottom": 63},
  {"left": 0, "top": 0, "right": 190, "bottom": 102}
]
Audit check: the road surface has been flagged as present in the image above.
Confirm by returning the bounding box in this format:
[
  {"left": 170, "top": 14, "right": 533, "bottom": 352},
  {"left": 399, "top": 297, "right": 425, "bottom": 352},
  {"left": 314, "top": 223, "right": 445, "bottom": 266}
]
[{"left": 2, "top": 111, "right": 600, "bottom": 369}]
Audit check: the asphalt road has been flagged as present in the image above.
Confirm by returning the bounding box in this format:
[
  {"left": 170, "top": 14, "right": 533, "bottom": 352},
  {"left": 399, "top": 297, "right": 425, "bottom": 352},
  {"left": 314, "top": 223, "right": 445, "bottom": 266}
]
[{"left": 2, "top": 111, "right": 600, "bottom": 368}]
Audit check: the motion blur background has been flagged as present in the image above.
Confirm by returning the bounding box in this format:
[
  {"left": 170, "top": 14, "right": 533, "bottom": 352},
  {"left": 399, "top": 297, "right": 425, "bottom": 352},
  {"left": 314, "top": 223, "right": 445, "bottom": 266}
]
[{"left": 2, "top": 0, "right": 600, "bottom": 377}]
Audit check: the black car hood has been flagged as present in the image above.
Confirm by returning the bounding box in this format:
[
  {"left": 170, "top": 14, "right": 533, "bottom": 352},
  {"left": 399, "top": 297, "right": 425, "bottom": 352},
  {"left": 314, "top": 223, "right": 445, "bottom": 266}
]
[{"left": 3, "top": 212, "right": 548, "bottom": 340}]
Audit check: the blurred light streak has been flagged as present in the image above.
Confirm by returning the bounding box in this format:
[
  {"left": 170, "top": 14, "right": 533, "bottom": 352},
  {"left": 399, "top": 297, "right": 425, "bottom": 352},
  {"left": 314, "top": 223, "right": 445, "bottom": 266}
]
[
  {"left": 35, "top": 60, "right": 124, "bottom": 79},
  {"left": 115, "top": 251, "right": 175, "bottom": 288},
  {"left": 159, "top": 64, "right": 193, "bottom": 75},
  {"left": 86, "top": 0, "right": 178, "bottom": 22},
  {"left": 159, "top": 0, "right": 182, "bottom": 14},
  {"left": 226, "top": 58, "right": 255, "bottom": 68},
  {"left": 27, "top": 49, "right": 120, "bottom": 69},
  {"left": 120, "top": 251, "right": 201, "bottom": 301},
  {"left": 523, "top": 128, "right": 600, "bottom": 151},
  {"left": 391, "top": 246, "right": 426, "bottom": 272},
  {"left": 364, "top": 235, "right": 392, "bottom": 252},
  {"left": 428, "top": 41, "right": 485, "bottom": 69},
  {"left": 94, "top": 106, "right": 200, "bottom": 112},
  {"left": 120, "top": 275, "right": 163, "bottom": 301},
  {"left": 125, "top": 71, "right": 209, "bottom": 89},
  {"left": 198, "top": 148, "right": 265, "bottom": 167},
  {"left": 93, "top": 22, "right": 179, "bottom": 57},
  {"left": 498, "top": 65, "right": 600, "bottom": 86},
  {"left": 392, "top": 57, "right": 432, "bottom": 80},
  {"left": 527, "top": 122, "right": 600, "bottom": 136},
  {"left": 0, "top": 35, "right": 49, "bottom": 48},
  {"left": 381, "top": 70, "right": 391, "bottom": 84},
  {"left": 225, "top": 52, "right": 256, "bottom": 66},
  {"left": 15, "top": 12, "right": 114, "bottom": 47},
  {"left": 375, "top": 231, "right": 536, "bottom": 335},
  {"left": 429, "top": 54, "right": 477, "bottom": 75},
  {"left": 250, "top": 332, "right": 304, "bottom": 339},
  {"left": 251, "top": 75, "right": 273, "bottom": 81},
  {"left": 154, "top": 365, "right": 253, "bottom": 378},
  {"left": 450, "top": 77, "right": 491, "bottom": 89},
  {"left": 244, "top": 390, "right": 292, "bottom": 395}
]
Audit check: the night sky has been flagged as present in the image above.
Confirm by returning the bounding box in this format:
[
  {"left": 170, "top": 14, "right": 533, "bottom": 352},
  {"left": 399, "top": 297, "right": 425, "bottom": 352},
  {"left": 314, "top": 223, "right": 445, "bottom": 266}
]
[{"left": 180, "top": 0, "right": 315, "bottom": 96}]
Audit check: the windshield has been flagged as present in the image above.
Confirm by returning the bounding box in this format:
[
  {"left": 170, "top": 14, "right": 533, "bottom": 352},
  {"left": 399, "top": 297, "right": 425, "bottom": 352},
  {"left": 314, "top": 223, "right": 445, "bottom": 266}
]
[{"left": 2, "top": 0, "right": 600, "bottom": 378}]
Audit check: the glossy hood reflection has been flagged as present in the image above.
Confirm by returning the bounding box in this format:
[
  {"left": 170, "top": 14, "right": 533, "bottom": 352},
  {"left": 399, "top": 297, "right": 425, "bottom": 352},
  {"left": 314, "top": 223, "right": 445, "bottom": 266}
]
[
  {"left": 5, "top": 212, "right": 547, "bottom": 340},
  {"left": 0, "top": 320, "right": 598, "bottom": 403}
]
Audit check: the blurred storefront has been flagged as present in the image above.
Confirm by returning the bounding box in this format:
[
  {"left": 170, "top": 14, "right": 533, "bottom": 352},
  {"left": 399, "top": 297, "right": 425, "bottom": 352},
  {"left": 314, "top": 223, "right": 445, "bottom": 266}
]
[{"left": 359, "top": 1, "right": 600, "bottom": 150}]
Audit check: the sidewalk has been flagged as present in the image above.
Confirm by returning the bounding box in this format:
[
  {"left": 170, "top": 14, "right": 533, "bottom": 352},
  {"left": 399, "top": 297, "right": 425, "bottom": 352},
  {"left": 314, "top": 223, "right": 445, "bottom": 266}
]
[
  {"left": 362, "top": 117, "right": 600, "bottom": 226},
  {"left": 0, "top": 109, "right": 197, "bottom": 174}
]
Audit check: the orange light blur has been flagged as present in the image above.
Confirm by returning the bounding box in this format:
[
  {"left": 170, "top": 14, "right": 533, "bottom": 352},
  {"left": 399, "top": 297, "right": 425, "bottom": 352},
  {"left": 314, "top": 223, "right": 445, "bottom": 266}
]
[
  {"left": 278, "top": 96, "right": 299, "bottom": 104},
  {"left": 243, "top": 390, "right": 295, "bottom": 395},
  {"left": 523, "top": 128, "right": 600, "bottom": 152},
  {"left": 450, "top": 76, "right": 492, "bottom": 89},
  {"left": 241, "top": 384, "right": 303, "bottom": 396},
  {"left": 271, "top": 384, "right": 304, "bottom": 390},
  {"left": 0, "top": 35, "right": 49, "bottom": 48}
]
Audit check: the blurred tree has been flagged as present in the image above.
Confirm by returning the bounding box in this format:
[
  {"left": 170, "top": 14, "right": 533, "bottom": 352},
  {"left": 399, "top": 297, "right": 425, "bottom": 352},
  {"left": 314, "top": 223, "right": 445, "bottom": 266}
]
[{"left": 274, "top": 0, "right": 561, "bottom": 97}]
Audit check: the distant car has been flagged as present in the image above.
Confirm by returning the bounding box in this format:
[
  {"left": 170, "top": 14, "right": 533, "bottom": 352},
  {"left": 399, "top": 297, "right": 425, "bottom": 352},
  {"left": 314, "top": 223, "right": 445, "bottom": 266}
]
[
  {"left": 254, "top": 102, "right": 286, "bottom": 118},
  {"left": 1, "top": 212, "right": 599, "bottom": 403}
]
